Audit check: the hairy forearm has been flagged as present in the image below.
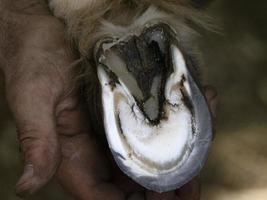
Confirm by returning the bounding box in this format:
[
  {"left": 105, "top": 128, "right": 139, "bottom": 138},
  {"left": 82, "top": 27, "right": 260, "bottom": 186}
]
[{"left": 0, "top": 0, "right": 51, "bottom": 72}]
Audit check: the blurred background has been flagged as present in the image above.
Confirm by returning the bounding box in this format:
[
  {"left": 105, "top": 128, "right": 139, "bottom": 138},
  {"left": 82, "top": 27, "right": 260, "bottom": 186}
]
[
  {"left": 200, "top": 0, "right": 267, "bottom": 199},
  {"left": 1, "top": 0, "right": 267, "bottom": 199}
]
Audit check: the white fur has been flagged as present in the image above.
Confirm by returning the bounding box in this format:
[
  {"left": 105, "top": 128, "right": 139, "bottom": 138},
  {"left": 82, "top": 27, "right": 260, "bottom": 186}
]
[
  {"left": 48, "top": 1, "right": 206, "bottom": 56},
  {"left": 49, "top": 0, "right": 95, "bottom": 17},
  {"left": 99, "top": 6, "right": 171, "bottom": 38},
  {"left": 98, "top": 6, "right": 198, "bottom": 53}
]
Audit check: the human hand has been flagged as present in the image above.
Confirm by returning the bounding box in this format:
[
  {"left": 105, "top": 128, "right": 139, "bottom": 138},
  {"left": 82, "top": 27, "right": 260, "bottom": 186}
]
[
  {"left": 0, "top": 1, "right": 122, "bottom": 199},
  {"left": 0, "top": 0, "right": 218, "bottom": 199}
]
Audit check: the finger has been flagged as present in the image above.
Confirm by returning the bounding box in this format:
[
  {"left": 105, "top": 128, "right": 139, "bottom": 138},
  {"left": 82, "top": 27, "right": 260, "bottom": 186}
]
[
  {"left": 127, "top": 192, "right": 146, "bottom": 200},
  {"left": 6, "top": 83, "right": 60, "bottom": 197},
  {"left": 57, "top": 134, "right": 124, "bottom": 200},
  {"left": 55, "top": 99, "right": 124, "bottom": 200},
  {"left": 175, "top": 177, "right": 200, "bottom": 200},
  {"left": 146, "top": 191, "right": 180, "bottom": 200},
  {"left": 112, "top": 163, "right": 144, "bottom": 195},
  {"left": 203, "top": 85, "right": 218, "bottom": 118}
]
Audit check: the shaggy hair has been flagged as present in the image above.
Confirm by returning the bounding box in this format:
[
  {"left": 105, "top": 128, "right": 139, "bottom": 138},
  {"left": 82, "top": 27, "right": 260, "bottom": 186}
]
[{"left": 48, "top": 0, "right": 213, "bottom": 56}]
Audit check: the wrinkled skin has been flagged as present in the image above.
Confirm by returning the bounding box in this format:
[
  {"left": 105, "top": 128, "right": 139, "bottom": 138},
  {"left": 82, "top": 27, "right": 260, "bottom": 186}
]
[{"left": 0, "top": 0, "right": 218, "bottom": 199}]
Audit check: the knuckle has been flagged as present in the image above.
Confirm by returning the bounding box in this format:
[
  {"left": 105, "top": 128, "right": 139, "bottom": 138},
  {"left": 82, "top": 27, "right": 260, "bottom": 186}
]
[
  {"left": 17, "top": 123, "right": 40, "bottom": 152},
  {"left": 56, "top": 98, "right": 90, "bottom": 137},
  {"left": 17, "top": 122, "right": 39, "bottom": 140}
]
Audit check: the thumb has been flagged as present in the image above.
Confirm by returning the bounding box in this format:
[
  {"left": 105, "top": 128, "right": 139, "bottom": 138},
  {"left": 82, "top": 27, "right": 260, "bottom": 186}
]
[{"left": 7, "top": 82, "right": 61, "bottom": 197}]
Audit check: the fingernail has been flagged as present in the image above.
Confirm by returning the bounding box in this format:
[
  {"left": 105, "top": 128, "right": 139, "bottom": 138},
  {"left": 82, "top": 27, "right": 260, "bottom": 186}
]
[
  {"left": 15, "top": 164, "right": 34, "bottom": 197},
  {"left": 18, "top": 164, "right": 34, "bottom": 184}
]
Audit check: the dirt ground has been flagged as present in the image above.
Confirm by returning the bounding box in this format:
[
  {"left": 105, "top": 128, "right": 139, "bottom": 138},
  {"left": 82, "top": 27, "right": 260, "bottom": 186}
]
[{"left": 1, "top": 0, "right": 267, "bottom": 199}]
